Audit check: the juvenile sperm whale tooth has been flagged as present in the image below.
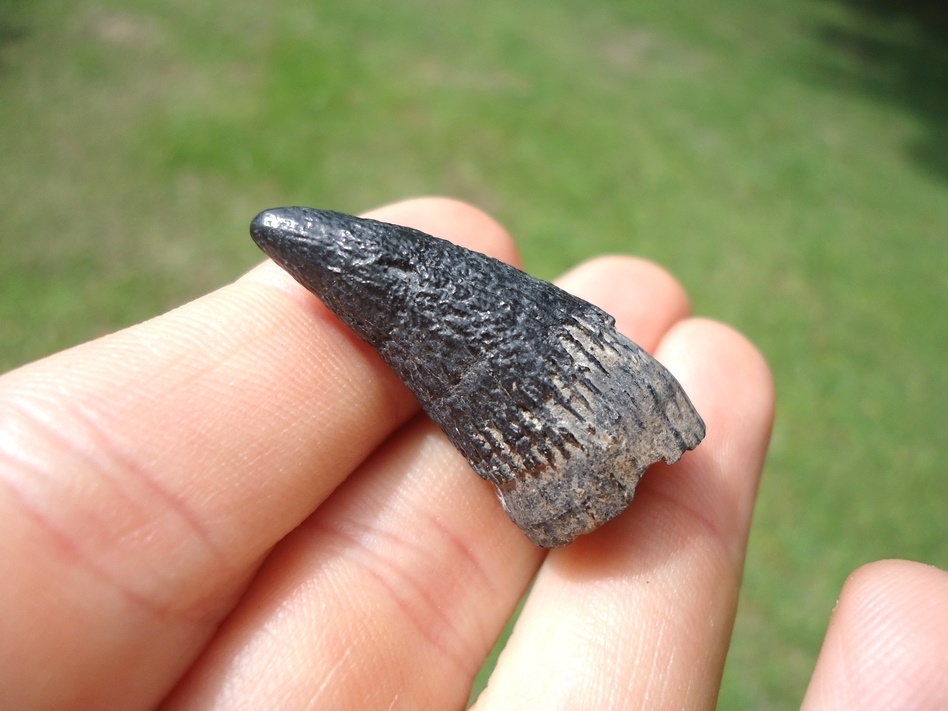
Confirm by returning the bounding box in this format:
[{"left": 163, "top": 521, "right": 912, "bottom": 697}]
[{"left": 251, "top": 206, "right": 705, "bottom": 547}]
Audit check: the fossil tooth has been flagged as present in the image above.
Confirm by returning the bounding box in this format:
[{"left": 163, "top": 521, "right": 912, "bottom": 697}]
[{"left": 251, "top": 207, "right": 705, "bottom": 547}]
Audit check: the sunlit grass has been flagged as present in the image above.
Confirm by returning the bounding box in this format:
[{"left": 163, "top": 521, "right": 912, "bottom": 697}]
[{"left": 1, "top": 0, "right": 945, "bottom": 707}]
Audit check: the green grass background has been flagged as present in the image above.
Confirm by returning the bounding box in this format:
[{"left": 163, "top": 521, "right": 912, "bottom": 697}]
[{"left": 1, "top": 0, "right": 945, "bottom": 707}]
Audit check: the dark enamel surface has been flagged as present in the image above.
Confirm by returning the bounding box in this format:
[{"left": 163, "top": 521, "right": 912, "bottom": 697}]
[{"left": 252, "top": 207, "right": 705, "bottom": 547}]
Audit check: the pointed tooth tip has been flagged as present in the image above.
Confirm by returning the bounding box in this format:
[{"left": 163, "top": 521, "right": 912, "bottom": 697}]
[
  {"left": 250, "top": 208, "right": 288, "bottom": 249},
  {"left": 250, "top": 208, "right": 318, "bottom": 269}
]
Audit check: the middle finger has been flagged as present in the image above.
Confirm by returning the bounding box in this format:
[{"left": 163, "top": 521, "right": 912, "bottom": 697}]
[{"left": 164, "top": 255, "right": 692, "bottom": 710}]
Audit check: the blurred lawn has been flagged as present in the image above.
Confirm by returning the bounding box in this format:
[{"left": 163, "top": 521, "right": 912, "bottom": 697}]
[{"left": 1, "top": 0, "right": 945, "bottom": 707}]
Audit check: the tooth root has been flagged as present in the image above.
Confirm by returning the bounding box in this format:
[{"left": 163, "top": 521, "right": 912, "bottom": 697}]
[{"left": 251, "top": 206, "right": 706, "bottom": 547}]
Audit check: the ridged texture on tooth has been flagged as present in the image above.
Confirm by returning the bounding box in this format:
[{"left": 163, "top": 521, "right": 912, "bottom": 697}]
[{"left": 251, "top": 207, "right": 706, "bottom": 547}]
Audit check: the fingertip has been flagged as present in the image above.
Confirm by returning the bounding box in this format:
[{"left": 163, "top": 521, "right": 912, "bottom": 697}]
[
  {"left": 362, "top": 196, "right": 522, "bottom": 268},
  {"left": 660, "top": 317, "right": 774, "bottom": 428},
  {"left": 838, "top": 560, "right": 948, "bottom": 642},
  {"left": 558, "top": 255, "right": 690, "bottom": 311},
  {"left": 802, "top": 560, "right": 948, "bottom": 711},
  {"left": 844, "top": 558, "right": 948, "bottom": 591},
  {"left": 556, "top": 255, "right": 692, "bottom": 353},
  {"left": 660, "top": 318, "right": 775, "bottom": 451}
]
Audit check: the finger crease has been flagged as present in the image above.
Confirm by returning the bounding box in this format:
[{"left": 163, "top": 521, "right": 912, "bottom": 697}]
[
  {"left": 645, "top": 483, "right": 743, "bottom": 575},
  {"left": 315, "top": 517, "right": 480, "bottom": 678},
  {"left": 0, "top": 395, "right": 228, "bottom": 623}
]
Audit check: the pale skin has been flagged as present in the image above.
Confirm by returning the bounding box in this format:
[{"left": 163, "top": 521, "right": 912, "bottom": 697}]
[{"left": 0, "top": 198, "right": 945, "bottom": 710}]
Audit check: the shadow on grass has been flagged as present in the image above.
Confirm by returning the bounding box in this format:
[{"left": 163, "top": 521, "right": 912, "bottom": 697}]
[
  {"left": 817, "top": 0, "right": 948, "bottom": 181},
  {"left": 0, "top": 4, "right": 28, "bottom": 74}
]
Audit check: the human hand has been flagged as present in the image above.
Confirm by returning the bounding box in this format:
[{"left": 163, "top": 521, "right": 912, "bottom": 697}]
[{"left": 0, "top": 198, "right": 944, "bottom": 710}]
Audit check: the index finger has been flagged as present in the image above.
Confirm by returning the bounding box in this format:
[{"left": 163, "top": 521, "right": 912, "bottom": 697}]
[{"left": 0, "top": 197, "right": 518, "bottom": 710}]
